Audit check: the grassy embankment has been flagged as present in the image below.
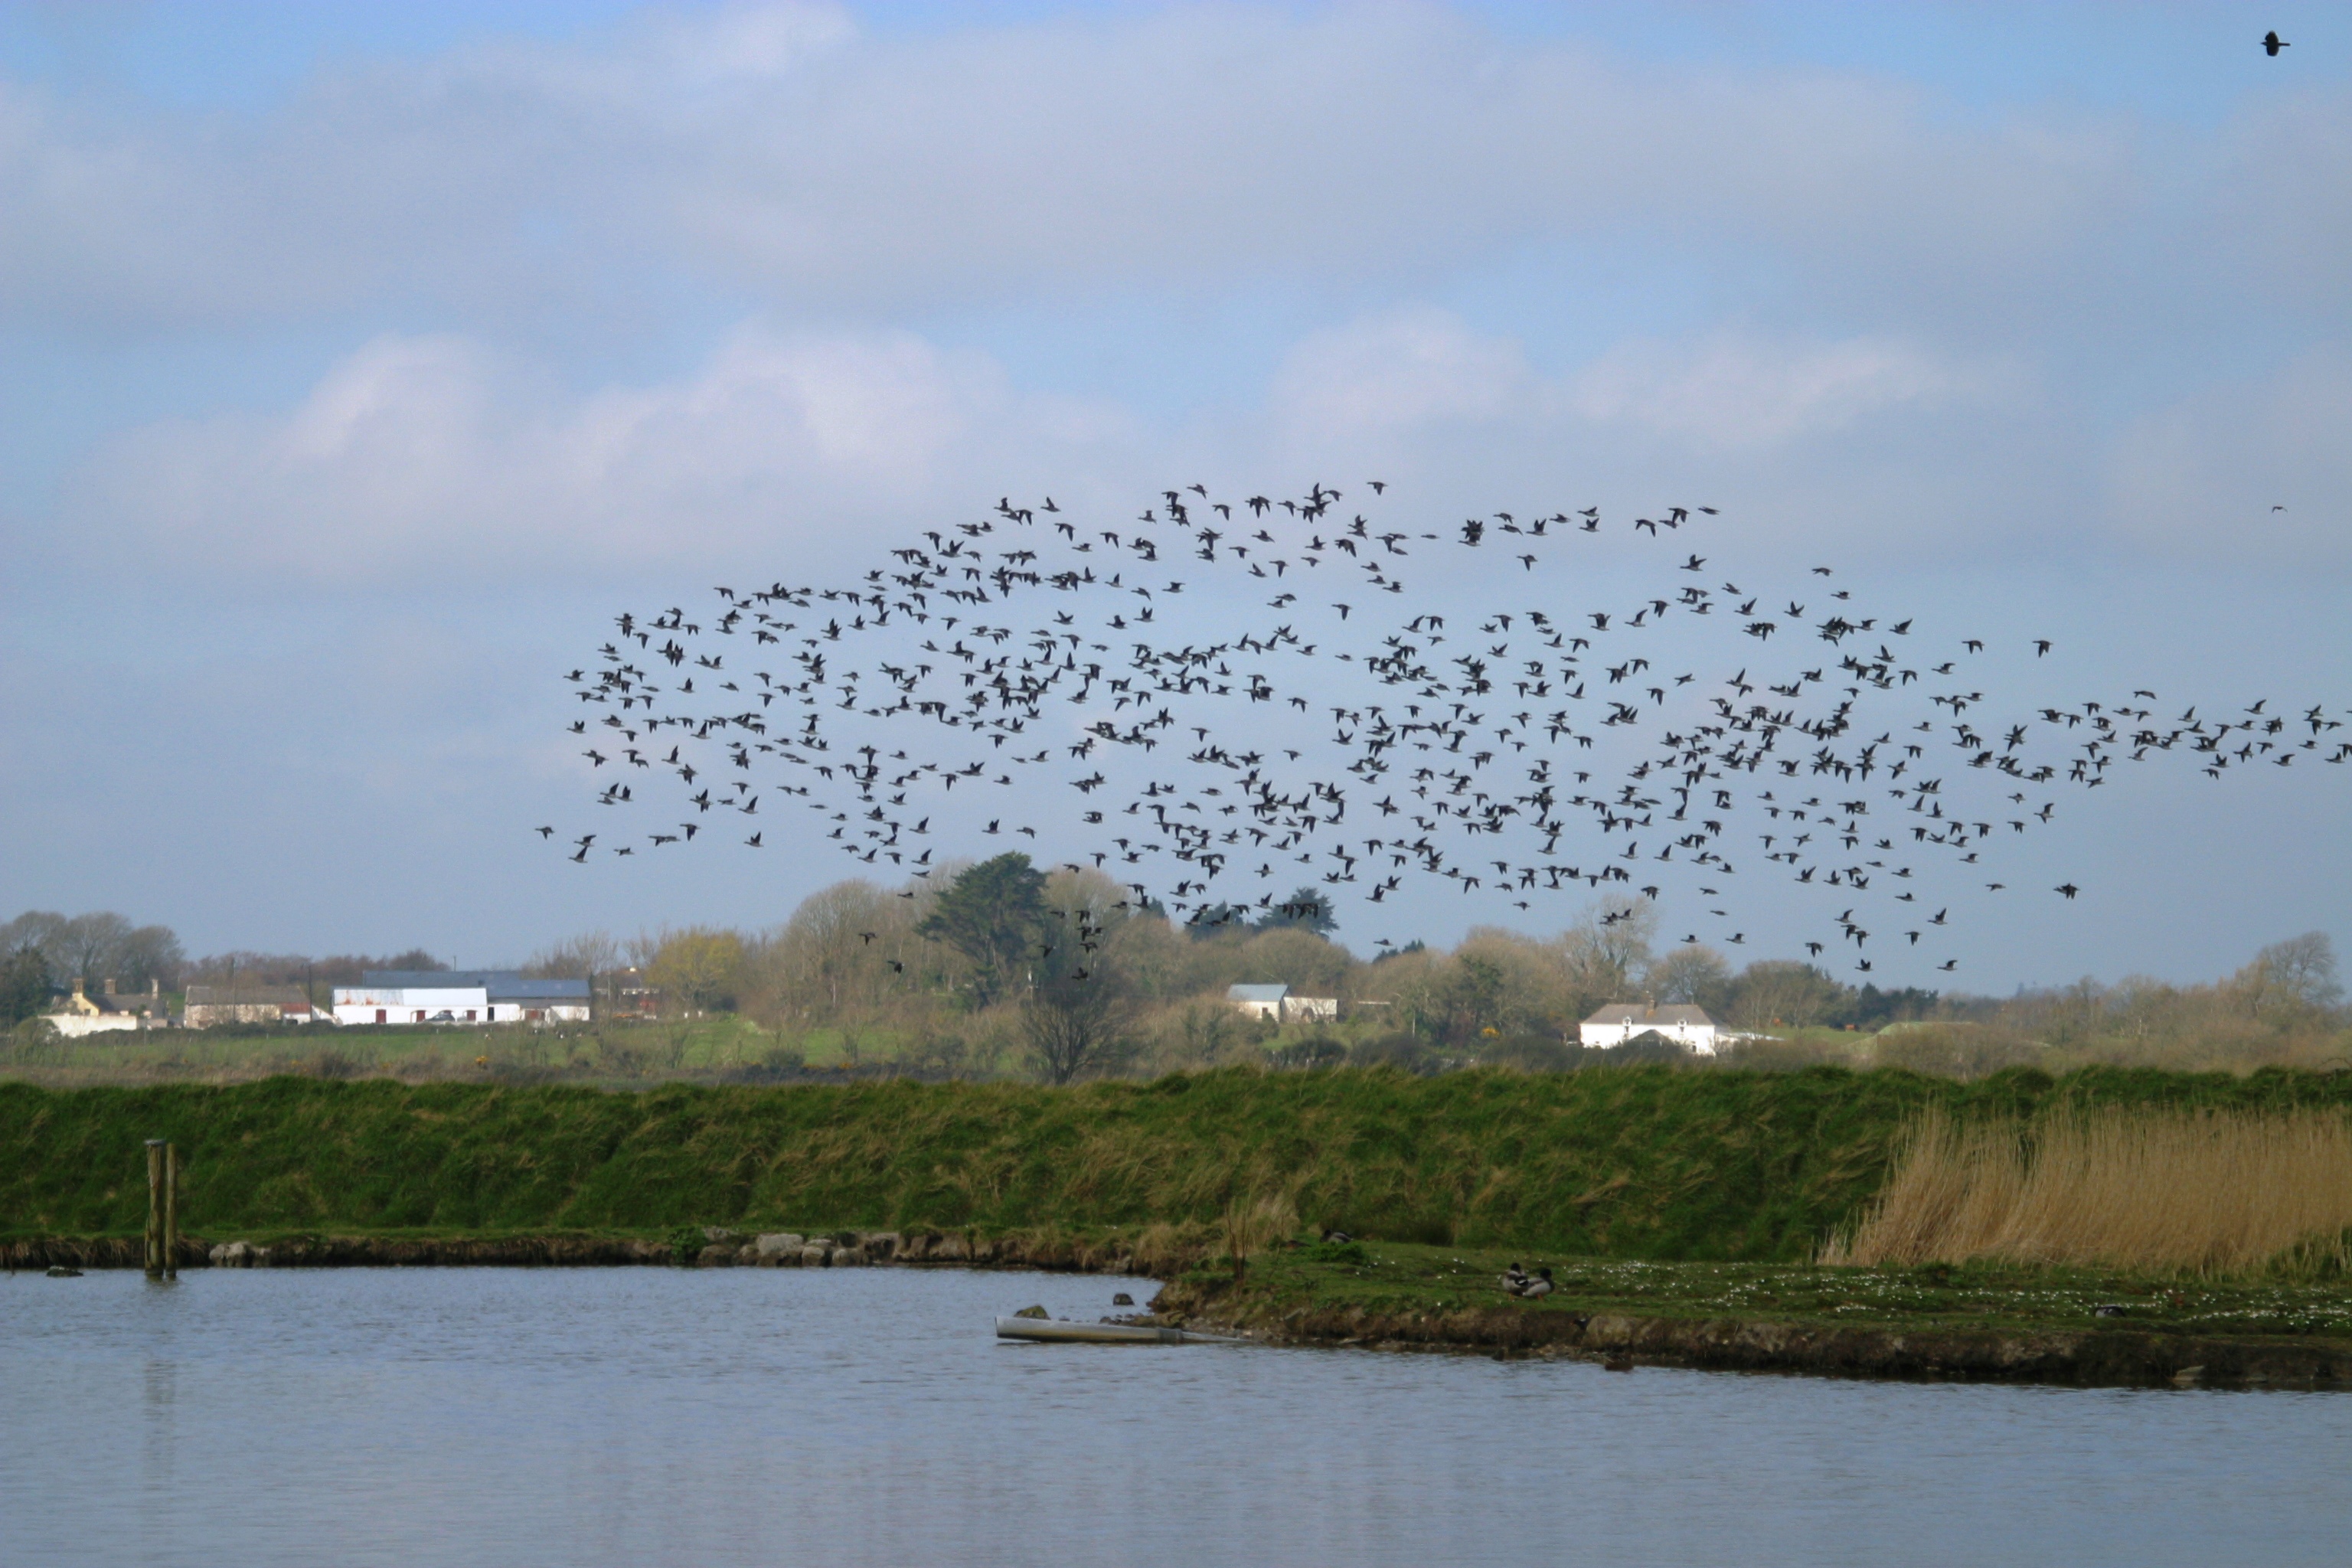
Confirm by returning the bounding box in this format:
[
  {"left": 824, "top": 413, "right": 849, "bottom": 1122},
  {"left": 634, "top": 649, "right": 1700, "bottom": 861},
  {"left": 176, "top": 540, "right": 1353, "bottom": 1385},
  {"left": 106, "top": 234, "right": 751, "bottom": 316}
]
[{"left": 6, "top": 1064, "right": 2350, "bottom": 1256}]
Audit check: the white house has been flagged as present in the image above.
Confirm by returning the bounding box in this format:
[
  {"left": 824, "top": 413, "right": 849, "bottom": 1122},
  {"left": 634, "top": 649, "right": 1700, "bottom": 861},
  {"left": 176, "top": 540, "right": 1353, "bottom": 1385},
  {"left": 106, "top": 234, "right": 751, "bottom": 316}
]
[
  {"left": 1579, "top": 1003, "right": 1720, "bottom": 1055},
  {"left": 332, "top": 971, "right": 591, "bottom": 1027},
  {"left": 45, "top": 978, "right": 155, "bottom": 1037},
  {"left": 1227, "top": 983, "right": 1340, "bottom": 1024}
]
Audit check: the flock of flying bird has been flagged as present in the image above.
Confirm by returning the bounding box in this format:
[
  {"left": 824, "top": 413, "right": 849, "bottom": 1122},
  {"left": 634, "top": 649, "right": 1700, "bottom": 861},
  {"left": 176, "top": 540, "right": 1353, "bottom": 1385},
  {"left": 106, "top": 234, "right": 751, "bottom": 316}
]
[{"left": 544, "top": 480, "right": 2346, "bottom": 982}]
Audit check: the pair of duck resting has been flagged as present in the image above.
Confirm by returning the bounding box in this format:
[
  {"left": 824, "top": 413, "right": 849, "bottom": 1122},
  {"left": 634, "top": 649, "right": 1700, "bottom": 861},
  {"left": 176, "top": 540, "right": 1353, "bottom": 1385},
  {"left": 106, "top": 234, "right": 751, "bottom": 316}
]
[{"left": 1501, "top": 1263, "right": 1556, "bottom": 1299}]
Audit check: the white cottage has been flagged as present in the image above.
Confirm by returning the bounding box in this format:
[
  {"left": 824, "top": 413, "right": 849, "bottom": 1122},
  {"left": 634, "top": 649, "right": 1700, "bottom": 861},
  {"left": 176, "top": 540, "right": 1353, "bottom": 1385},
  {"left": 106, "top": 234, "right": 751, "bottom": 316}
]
[{"left": 1579, "top": 1003, "right": 1720, "bottom": 1055}]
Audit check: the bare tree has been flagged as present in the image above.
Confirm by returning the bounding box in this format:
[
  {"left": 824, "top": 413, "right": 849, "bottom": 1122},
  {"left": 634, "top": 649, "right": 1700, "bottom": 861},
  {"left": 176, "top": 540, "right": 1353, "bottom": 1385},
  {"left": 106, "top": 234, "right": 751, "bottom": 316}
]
[
  {"left": 1726, "top": 960, "right": 1844, "bottom": 1030},
  {"left": 116, "top": 926, "right": 185, "bottom": 991},
  {"left": 1647, "top": 943, "right": 1732, "bottom": 1008},
  {"left": 527, "top": 929, "right": 622, "bottom": 978},
  {"left": 1557, "top": 896, "right": 1657, "bottom": 1009},
  {"left": 1022, "top": 973, "right": 1137, "bottom": 1084},
  {"left": 2252, "top": 933, "right": 2344, "bottom": 1013}
]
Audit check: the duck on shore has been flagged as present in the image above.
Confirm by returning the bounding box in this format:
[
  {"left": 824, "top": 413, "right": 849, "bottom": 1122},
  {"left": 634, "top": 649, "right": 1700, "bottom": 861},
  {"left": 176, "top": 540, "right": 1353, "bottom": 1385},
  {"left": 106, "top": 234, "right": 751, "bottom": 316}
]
[{"left": 1501, "top": 1263, "right": 1556, "bottom": 1299}]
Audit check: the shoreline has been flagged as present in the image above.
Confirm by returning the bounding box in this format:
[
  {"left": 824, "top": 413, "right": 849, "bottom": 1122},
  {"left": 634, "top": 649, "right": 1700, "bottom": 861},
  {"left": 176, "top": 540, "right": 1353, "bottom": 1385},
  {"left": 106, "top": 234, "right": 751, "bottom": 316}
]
[
  {"left": 2, "top": 1228, "right": 1150, "bottom": 1275},
  {"left": 1150, "top": 1286, "right": 2352, "bottom": 1390},
  {"left": 16, "top": 1230, "right": 2350, "bottom": 1390}
]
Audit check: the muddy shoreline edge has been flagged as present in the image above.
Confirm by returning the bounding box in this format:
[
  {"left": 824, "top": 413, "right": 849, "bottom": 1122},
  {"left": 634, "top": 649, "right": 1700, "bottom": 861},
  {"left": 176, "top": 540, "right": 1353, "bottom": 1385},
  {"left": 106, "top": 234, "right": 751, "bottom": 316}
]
[
  {"left": 1150, "top": 1281, "right": 2352, "bottom": 1390},
  {"left": 14, "top": 1232, "right": 2348, "bottom": 1390}
]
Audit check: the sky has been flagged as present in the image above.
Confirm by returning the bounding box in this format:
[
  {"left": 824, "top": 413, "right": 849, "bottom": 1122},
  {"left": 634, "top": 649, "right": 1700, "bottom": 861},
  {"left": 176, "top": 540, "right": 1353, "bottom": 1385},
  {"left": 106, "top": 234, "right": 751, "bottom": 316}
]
[{"left": 1, "top": 1, "right": 2346, "bottom": 988}]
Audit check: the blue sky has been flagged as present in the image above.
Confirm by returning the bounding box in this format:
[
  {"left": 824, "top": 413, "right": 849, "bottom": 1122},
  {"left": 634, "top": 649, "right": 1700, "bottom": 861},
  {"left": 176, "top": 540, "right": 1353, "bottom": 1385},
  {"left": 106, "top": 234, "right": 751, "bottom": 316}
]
[{"left": 2, "top": 2, "right": 2345, "bottom": 985}]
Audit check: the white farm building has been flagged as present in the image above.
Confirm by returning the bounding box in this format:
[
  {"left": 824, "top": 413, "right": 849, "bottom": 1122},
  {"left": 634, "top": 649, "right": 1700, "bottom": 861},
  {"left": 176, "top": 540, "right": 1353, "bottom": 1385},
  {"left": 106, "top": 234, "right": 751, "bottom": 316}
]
[
  {"left": 1579, "top": 1003, "right": 1720, "bottom": 1055},
  {"left": 332, "top": 971, "right": 590, "bottom": 1027},
  {"left": 1227, "top": 983, "right": 1340, "bottom": 1023}
]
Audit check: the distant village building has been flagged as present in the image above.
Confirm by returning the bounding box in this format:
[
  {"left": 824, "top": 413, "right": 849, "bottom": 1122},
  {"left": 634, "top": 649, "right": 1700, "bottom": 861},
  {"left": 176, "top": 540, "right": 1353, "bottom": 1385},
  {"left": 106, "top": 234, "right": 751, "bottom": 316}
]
[
  {"left": 46, "top": 978, "right": 164, "bottom": 1037},
  {"left": 183, "top": 984, "right": 328, "bottom": 1028},
  {"left": 1579, "top": 1003, "right": 1720, "bottom": 1055},
  {"left": 331, "top": 971, "right": 590, "bottom": 1026},
  {"left": 1227, "top": 983, "right": 1340, "bottom": 1024},
  {"left": 607, "top": 966, "right": 661, "bottom": 1018}
]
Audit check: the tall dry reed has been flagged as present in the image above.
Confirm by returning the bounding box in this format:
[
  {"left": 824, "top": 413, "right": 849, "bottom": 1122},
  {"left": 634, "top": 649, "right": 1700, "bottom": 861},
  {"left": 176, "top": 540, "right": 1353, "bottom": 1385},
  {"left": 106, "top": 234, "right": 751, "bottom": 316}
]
[
  {"left": 1822, "top": 1105, "right": 2352, "bottom": 1276},
  {"left": 1220, "top": 1191, "right": 1300, "bottom": 1281}
]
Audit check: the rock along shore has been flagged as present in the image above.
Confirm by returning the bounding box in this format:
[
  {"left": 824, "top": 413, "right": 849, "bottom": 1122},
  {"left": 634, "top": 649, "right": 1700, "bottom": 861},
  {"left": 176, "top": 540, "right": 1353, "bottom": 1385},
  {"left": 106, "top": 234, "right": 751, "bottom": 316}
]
[
  {"left": 1148, "top": 1282, "right": 2352, "bottom": 1390},
  {"left": 2, "top": 1229, "right": 1145, "bottom": 1275}
]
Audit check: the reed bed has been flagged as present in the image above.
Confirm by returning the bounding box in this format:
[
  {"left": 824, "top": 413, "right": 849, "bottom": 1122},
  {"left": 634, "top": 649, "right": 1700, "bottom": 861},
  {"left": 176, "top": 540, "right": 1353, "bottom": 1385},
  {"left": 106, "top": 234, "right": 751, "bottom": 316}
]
[{"left": 1823, "top": 1105, "right": 2352, "bottom": 1276}]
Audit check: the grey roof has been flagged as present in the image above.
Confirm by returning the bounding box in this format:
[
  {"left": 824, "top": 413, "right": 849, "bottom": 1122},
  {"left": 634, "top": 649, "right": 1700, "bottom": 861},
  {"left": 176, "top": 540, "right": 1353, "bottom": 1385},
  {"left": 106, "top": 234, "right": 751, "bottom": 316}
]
[
  {"left": 486, "top": 976, "right": 589, "bottom": 1001},
  {"left": 358, "top": 971, "right": 588, "bottom": 1001},
  {"left": 1227, "top": 983, "right": 1290, "bottom": 1003},
  {"left": 1583, "top": 1004, "right": 1715, "bottom": 1027}
]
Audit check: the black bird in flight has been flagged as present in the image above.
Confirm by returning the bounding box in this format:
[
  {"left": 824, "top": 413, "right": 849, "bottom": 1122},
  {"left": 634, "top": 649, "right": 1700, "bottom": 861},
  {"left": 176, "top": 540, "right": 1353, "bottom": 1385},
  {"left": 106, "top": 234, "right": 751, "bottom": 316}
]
[
  {"left": 2264, "top": 31, "right": 2289, "bottom": 57},
  {"left": 546, "top": 476, "right": 2339, "bottom": 985}
]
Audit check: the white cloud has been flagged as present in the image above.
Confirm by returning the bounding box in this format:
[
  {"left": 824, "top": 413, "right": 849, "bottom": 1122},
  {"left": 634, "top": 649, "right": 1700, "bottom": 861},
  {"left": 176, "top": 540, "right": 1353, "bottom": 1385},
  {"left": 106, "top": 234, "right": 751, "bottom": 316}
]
[
  {"left": 1266, "top": 308, "right": 1981, "bottom": 453},
  {"left": 1269, "top": 308, "right": 1537, "bottom": 437},
  {"left": 77, "top": 322, "right": 1135, "bottom": 580},
  {"left": 0, "top": 3, "right": 2181, "bottom": 328},
  {"left": 1571, "top": 333, "right": 1975, "bottom": 450}
]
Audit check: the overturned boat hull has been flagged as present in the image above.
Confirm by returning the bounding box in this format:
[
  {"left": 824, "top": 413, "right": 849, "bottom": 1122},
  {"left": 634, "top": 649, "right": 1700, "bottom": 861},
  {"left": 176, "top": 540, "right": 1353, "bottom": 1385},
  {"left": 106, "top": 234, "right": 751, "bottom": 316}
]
[{"left": 995, "top": 1316, "right": 1242, "bottom": 1345}]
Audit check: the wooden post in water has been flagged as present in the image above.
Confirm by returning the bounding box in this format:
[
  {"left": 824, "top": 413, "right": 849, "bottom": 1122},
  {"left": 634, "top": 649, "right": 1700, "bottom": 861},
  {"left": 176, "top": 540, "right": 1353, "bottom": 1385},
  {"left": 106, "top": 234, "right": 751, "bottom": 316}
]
[
  {"left": 144, "top": 1138, "right": 165, "bottom": 1279},
  {"left": 163, "top": 1142, "right": 180, "bottom": 1279}
]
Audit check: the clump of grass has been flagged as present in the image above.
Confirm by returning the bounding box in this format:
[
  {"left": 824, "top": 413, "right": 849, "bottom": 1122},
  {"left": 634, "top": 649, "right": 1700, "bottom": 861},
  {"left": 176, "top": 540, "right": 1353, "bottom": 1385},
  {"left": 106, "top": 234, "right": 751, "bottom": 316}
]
[
  {"left": 1220, "top": 1191, "right": 1298, "bottom": 1282},
  {"left": 1823, "top": 1104, "right": 2352, "bottom": 1276}
]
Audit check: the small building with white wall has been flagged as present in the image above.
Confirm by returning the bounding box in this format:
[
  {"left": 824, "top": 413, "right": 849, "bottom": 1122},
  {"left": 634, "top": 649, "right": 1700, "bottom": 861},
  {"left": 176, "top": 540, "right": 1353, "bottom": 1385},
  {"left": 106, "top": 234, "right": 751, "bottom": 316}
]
[
  {"left": 1227, "top": 983, "right": 1340, "bottom": 1024},
  {"left": 332, "top": 971, "right": 590, "bottom": 1026},
  {"left": 45, "top": 978, "right": 162, "bottom": 1037},
  {"left": 1579, "top": 1003, "right": 1720, "bottom": 1055}
]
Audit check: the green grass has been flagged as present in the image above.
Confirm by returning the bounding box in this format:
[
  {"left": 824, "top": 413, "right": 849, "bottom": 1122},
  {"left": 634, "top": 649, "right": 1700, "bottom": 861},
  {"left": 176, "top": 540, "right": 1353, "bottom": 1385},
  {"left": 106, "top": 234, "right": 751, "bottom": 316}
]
[
  {"left": 1171, "top": 1241, "right": 2352, "bottom": 1354},
  {"left": 1198, "top": 1243, "right": 2352, "bottom": 1341},
  {"left": 7, "top": 1065, "right": 2352, "bottom": 1252},
  {"left": 8, "top": 1015, "right": 801, "bottom": 1079}
]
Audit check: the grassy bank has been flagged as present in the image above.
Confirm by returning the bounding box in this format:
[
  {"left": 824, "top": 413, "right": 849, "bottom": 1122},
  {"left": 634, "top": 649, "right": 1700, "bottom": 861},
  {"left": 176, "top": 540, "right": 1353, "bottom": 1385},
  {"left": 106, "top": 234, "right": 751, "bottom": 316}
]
[
  {"left": 8, "top": 1066, "right": 2352, "bottom": 1258},
  {"left": 1151, "top": 1242, "right": 2352, "bottom": 1387}
]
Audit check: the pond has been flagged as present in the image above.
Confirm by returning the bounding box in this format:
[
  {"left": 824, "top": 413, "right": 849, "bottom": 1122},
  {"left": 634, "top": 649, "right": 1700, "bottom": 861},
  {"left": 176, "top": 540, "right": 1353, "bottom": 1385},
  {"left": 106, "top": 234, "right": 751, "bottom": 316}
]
[{"left": 5, "top": 1266, "right": 2347, "bottom": 1566}]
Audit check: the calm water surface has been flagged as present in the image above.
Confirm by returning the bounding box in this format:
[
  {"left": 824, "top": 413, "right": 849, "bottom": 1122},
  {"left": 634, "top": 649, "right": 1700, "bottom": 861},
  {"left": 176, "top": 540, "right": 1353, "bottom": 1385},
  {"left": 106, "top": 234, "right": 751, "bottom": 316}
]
[{"left": 5, "top": 1266, "right": 2348, "bottom": 1566}]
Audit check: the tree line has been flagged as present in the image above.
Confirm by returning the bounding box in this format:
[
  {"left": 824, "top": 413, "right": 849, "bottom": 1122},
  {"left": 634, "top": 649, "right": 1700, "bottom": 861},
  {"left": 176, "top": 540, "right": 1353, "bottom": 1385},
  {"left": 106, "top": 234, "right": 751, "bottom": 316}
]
[
  {"left": 0, "top": 907, "right": 449, "bottom": 1027},
  {"left": 8, "top": 877, "right": 2341, "bottom": 1080},
  {"left": 530, "top": 854, "right": 2346, "bottom": 1080}
]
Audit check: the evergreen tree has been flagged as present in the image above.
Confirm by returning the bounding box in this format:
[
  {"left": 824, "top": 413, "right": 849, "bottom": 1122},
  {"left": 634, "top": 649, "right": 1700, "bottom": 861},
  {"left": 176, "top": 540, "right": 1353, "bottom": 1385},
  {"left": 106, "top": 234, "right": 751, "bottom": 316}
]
[
  {"left": 916, "top": 853, "right": 1049, "bottom": 1005},
  {"left": 1254, "top": 886, "right": 1338, "bottom": 936}
]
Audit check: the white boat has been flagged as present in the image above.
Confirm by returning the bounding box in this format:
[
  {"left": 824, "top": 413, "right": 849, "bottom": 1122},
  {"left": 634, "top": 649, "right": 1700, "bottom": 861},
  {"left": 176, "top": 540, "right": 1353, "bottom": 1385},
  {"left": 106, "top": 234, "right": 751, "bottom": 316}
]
[{"left": 994, "top": 1315, "right": 1244, "bottom": 1345}]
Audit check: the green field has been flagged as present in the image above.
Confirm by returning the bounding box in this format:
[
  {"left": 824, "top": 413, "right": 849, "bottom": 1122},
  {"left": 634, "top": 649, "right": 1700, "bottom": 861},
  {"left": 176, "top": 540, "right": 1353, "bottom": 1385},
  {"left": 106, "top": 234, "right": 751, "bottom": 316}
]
[{"left": 9, "top": 1065, "right": 2352, "bottom": 1257}]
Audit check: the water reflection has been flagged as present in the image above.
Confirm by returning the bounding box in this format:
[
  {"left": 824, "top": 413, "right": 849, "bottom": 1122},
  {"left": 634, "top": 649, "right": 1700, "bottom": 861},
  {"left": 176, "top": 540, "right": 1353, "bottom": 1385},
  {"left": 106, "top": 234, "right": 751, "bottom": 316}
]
[{"left": 4, "top": 1268, "right": 2347, "bottom": 1568}]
